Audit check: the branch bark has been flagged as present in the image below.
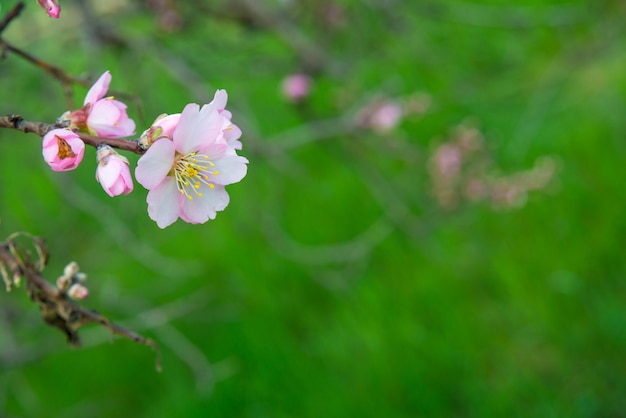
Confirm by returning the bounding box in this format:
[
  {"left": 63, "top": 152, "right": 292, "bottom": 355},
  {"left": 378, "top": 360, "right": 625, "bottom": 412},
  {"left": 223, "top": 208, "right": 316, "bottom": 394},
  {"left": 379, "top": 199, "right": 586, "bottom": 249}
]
[{"left": 0, "top": 114, "right": 142, "bottom": 154}]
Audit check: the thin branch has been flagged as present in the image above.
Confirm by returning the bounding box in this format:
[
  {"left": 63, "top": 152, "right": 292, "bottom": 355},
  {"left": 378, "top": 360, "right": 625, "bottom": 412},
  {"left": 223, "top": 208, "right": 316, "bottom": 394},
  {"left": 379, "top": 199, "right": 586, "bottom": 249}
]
[
  {"left": 0, "top": 38, "right": 80, "bottom": 108},
  {"left": 0, "top": 38, "right": 142, "bottom": 115},
  {"left": 0, "top": 114, "right": 142, "bottom": 154},
  {"left": 0, "top": 1, "right": 24, "bottom": 34},
  {"left": 0, "top": 233, "right": 161, "bottom": 371}
]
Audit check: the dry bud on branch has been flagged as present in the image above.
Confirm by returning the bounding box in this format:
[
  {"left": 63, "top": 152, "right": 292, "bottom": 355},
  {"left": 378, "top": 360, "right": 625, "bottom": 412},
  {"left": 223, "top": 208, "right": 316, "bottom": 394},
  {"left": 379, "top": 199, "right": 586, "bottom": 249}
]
[{"left": 0, "top": 232, "right": 162, "bottom": 371}]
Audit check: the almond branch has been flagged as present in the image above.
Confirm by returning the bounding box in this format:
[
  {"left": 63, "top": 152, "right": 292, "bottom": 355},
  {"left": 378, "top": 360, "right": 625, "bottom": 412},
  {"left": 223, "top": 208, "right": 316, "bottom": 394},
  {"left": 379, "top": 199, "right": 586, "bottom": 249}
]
[
  {"left": 0, "top": 114, "right": 142, "bottom": 154},
  {"left": 0, "top": 233, "right": 161, "bottom": 371}
]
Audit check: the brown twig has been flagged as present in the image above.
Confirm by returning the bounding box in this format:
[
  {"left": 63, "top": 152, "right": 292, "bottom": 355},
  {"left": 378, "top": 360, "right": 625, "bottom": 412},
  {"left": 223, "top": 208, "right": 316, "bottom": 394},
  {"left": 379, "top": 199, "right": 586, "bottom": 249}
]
[
  {"left": 0, "top": 233, "right": 161, "bottom": 371},
  {"left": 0, "top": 114, "right": 142, "bottom": 154},
  {"left": 0, "top": 38, "right": 142, "bottom": 118},
  {"left": 0, "top": 1, "right": 24, "bottom": 34},
  {"left": 0, "top": 38, "right": 81, "bottom": 108}
]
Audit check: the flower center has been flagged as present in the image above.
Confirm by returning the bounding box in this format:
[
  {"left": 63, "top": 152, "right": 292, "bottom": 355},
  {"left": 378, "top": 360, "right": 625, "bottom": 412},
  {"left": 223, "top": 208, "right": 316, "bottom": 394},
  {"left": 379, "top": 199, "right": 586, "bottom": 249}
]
[{"left": 173, "top": 151, "right": 218, "bottom": 200}]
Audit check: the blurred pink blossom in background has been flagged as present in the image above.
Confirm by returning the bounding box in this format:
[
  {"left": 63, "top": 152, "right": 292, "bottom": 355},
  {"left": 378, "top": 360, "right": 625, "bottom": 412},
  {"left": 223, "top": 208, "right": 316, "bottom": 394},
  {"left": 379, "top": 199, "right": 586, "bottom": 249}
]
[
  {"left": 281, "top": 73, "right": 311, "bottom": 102},
  {"left": 355, "top": 97, "right": 408, "bottom": 133},
  {"left": 428, "top": 121, "right": 558, "bottom": 210}
]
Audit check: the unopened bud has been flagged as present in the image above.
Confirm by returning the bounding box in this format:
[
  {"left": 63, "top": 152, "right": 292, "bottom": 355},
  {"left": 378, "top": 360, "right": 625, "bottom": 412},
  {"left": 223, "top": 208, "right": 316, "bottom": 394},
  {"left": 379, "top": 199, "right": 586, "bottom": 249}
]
[
  {"left": 68, "top": 283, "right": 89, "bottom": 300},
  {"left": 56, "top": 275, "right": 72, "bottom": 290},
  {"left": 74, "top": 272, "right": 88, "bottom": 283},
  {"left": 138, "top": 120, "right": 165, "bottom": 152},
  {"left": 96, "top": 145, "right": 133, "bottom": 197},
  {"left": 63, "top": 261, "right": 80, "bottom": 279}
]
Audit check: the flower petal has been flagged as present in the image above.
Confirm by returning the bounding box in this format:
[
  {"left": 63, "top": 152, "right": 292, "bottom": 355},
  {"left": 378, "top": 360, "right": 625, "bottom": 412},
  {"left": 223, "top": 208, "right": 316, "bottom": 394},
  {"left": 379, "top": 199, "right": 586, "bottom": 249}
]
[
  {"left": 87, "top": 99, "right": 136, "bottom": 138},
  {"left": 180, "top": 185, "right": 230, "bottom": 224},
  {"left": 202, "top": 89, "right": 228, "bottom": 114},
  {"left": 146, "top": 178, "right": 182, "bottom": 229},
  {"left": 135, "top": 138, "right": 175, "bottom": 190},
  {"left": 156, "top": 113, "right": 181, "bottom": 138},
  {"left": 209, "top": 155, "right": 248, "bottom": 185},
  {"left": 174, "top": 103, "right": 222, "bottom": 154},
  {"left": 172, "top": 103, "right": 199, "bottom": 151},
  {"left": 224, "top": 122, "right": 242, "bottom": 150},
  {"left": 84, "top": 71, "right": 111, "bottom": 106},
  {"left": 200, "top": 142, "right": 228, "bottom": 160}
]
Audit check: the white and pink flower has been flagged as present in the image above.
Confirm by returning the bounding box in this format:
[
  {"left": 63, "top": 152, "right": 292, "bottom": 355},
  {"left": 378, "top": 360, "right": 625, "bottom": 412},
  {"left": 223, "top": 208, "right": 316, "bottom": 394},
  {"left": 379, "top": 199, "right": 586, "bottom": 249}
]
[
  {"left": 95, "top": 145, "right": 134, "bottom": 197},
  {"left": 135, "top": 90, "right": 248, "bottom": 228},
  {"left": 42, "top": 128, "right": 85, "bottom": 172},
  {"left": 63, "top": 71, "right": 135, "bottom": 138}
]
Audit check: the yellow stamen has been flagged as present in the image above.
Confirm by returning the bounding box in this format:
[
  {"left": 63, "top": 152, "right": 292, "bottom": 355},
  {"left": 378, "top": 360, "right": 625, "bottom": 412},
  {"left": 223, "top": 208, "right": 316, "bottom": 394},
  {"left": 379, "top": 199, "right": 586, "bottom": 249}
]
[{"left": 173, "top": 151, "right": 218, "bottom": 200}]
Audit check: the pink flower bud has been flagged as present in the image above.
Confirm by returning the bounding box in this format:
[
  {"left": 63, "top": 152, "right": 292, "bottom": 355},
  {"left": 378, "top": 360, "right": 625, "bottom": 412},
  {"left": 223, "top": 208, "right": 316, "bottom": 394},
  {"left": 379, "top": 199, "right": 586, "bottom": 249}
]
[
  {"left": 42, "top": 129, "right": 85, "bottom": 172},
  {"left": 68, "top": 283, "right": 88, "bottom": 300},
  {"left": 63, "top": 261, "right": 80, "bottom": 278},
  {"left": 62, "top": 71, "right": 136, "bottom": 138},
  {"left": 138, "top": 113, "right": 180, "bottom": 151},
  {"left": 95, "top": 145, "right": 134, "bottom": 197},
  {"left": 37, "top": 0, "right": 60, "bottom": 18},
  {"left": 56, "top": 275, "right": 71, "bottom": 290},
  {"left": 281, "top": 74, "right": 311, "bottom": 102},
  {"left": 88, "top": 97, "right": 136, "bottom": 138}
]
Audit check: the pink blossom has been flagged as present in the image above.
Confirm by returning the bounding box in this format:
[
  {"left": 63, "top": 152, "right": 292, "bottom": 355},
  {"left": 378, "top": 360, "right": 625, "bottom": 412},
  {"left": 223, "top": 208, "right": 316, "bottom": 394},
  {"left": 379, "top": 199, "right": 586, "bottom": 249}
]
[
  {"left": 42, "top": 129, "right": 85, "bottom": 172},
  {"left": 95, "top": 145, "right": 134, "bottom": 197},
  {"left": 281, "top": 73, "right": 311, "bottom": 102},
  {"left": 135, "top": 93, "right": 248, "bottom": 228},
  {"left": 37, "top": 0, "right": 60, "bottom": 18},
  {"left": 63, "top": 71, "right": 135, "bottom": 138}
]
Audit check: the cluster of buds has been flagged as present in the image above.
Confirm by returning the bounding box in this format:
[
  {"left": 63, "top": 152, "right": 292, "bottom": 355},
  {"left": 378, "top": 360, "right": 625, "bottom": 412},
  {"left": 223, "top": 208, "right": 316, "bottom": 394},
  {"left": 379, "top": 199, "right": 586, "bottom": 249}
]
[
  {"left": 42, "top": 71, "right": 135, "bottom": 197},
  {"left": 428, "top": 121, "right": 558, "bottom": 210},
  {"left": 40, "top": 71, "right": 248, "bottom": 228},
  {"left": 56, "top": 261, "right": 88, "bottom": 300}
]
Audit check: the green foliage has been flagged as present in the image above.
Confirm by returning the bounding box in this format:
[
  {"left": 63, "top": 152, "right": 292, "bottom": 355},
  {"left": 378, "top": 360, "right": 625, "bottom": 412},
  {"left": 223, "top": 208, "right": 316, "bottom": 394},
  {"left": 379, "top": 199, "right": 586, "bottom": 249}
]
[{"left": 2, "top": 0, "right": 626, "bottom": 416}]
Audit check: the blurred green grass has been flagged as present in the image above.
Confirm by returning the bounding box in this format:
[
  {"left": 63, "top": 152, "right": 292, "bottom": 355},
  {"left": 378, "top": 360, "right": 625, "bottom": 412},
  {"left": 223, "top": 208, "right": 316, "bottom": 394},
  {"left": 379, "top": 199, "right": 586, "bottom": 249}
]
[{"left": 2, "top": 0, "right": 626, "bottom": 416}]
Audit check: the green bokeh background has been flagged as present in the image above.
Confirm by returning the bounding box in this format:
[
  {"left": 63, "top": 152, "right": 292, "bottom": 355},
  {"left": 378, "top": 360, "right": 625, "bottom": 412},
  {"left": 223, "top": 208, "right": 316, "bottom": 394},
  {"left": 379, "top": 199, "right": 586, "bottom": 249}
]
[{"left": 2, "top": 0, "right": 626, "bottom": 416}]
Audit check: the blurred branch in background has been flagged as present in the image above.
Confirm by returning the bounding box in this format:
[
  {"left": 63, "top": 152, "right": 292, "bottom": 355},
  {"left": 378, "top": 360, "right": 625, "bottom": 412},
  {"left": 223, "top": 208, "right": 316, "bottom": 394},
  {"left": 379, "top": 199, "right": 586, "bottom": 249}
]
[
  {"left": 0, "top": 1, "right": 142, "bottom": 117},
  {"left": 47, "top": 171, "right": 204, "bottom": 279}
]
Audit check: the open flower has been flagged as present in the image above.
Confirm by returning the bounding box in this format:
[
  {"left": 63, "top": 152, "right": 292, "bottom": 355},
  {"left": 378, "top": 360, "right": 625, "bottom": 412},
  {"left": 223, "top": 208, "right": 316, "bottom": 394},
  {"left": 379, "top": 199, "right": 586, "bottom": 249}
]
[
  {"left": 62, "top": 71, "right": 135, "bottom": 138},
  {"left": 95, "top": 145, "right": 134, "bottom": 197},
  {"left": 42, "top": 129, "right": 85, "bottom": 172},
  {"left": 37, "top": 0, "right": 60, "bottom": 18},
  {"left": 136, "top": 96, "right": 248, "bottom": 228}
]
